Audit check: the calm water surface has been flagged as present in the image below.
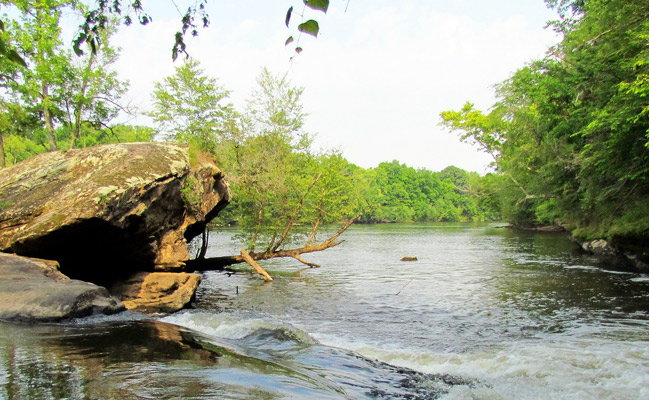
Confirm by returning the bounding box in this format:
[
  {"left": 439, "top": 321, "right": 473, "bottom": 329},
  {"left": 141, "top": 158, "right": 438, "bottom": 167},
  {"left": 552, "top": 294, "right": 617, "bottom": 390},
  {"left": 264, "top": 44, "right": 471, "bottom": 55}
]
[{"left": 2, "top": 223, "right": 649, "bottom": 399}]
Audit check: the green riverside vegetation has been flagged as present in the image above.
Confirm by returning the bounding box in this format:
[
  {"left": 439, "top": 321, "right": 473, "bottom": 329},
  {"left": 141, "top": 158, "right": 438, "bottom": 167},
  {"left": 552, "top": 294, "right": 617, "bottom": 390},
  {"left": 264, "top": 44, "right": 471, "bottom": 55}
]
[
  {"left": 2, "top": 0, "right": 647, "bottom": 248},
  {"left": 441, "top": 0, "right": 649, "bottom": 241}
]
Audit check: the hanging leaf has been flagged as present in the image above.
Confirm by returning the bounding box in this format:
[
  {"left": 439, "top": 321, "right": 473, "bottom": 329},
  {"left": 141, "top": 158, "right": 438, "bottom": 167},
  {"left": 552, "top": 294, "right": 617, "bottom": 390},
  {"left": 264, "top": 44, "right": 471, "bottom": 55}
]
[
  {"left": 296, "top": 47, "right": 303, "bottom": 54},
  {"left": 0, "top": 19, "right": 5, "bottom": 31},
  {"left": 303, "top": 0, "right": 329, "bottom": 13},
  {"left": 6, "top": 50, "right": 27, "bottom": 67},
  {"left": 285, "top": 6, "right": 293, "bottom": 28},
  {"left": 285, "top": 36, "right": 294, "bottom": 46},
  {"left": 73, "top": 34, "right": 87, "bottom": 56},
  {"left": 298, "top": 20, "right": 319, "bottom": 37}
]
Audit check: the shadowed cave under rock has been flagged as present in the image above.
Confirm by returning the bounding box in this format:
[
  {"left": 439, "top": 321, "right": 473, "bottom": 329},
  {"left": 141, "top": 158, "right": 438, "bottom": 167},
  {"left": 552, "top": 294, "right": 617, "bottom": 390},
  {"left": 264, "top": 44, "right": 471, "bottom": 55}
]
[{"left": 10, "top": 218, "right": 158, "bottom": 287}]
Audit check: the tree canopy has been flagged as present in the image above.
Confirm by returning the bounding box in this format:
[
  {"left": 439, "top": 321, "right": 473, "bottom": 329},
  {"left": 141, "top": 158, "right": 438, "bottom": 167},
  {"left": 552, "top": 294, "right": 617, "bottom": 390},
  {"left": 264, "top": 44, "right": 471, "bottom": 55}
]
[{"left": 441, "top": 0, "right": 649, "bottom": 240}]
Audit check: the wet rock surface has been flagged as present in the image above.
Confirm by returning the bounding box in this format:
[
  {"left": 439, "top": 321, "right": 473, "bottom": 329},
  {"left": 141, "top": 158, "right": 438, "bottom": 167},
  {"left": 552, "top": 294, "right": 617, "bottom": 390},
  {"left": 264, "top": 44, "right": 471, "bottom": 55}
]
[
  {"left": 0, "top": 252, "right": 124, "bottom": 322},
  {"left": 112, "top": 272, "right": 201, "bottom": 314}
]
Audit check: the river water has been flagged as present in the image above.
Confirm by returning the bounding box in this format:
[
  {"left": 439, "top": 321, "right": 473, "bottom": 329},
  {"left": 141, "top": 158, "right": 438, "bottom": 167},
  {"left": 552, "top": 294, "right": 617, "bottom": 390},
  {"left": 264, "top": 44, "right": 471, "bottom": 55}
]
[{"left": 2, "top": 223, "right": 649, "bottom": 399}]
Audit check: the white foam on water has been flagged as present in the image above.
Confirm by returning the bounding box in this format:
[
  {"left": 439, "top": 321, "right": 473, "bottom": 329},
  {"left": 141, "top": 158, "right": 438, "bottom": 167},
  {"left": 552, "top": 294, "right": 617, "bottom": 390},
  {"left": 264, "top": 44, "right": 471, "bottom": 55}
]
[
  {"left": 563, "top": 265, "right": 599, "bottom": 271},
  {"left": 160, "top": 310, "right": 316, "bottom": 344},
  {"left": 313, "top": 332, "right": 649, "bottom": 400},
  {"left": 602, "top": 270, "right": 634, "bottom": 275}
]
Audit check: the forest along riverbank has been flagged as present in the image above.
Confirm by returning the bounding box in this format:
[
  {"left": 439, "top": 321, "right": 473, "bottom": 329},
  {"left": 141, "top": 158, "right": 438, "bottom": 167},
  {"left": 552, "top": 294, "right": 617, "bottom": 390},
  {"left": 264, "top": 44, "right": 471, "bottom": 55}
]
[{"left": 169, "top": 223, "right": 649, "bottom": 399}]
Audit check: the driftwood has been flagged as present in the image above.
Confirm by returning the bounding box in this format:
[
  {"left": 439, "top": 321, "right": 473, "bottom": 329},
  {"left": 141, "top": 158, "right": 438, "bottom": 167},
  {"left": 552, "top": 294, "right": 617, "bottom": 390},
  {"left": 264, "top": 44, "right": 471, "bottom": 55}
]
[
  {"left": 240, "top": 248, "right": 273, "bottom": 281},
  {"left": 186, "top": 213, "right": 362, "bottom": 277}
]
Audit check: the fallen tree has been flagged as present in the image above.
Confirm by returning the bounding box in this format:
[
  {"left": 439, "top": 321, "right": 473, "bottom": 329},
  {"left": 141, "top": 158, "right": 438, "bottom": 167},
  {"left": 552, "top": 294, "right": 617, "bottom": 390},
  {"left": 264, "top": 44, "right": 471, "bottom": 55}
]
[{"left": 186, "top": 213, "right": 362, "bottom": 279}]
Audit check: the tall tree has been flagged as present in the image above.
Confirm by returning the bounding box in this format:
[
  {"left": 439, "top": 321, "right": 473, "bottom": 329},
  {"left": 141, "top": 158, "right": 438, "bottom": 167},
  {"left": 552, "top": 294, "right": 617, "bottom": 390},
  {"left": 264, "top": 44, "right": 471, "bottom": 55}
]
[
  {"left": 441, "top": 0, "right": 649, "bottom": 237},
  {"left": 2, "top": 1, "right": 129, "bottom": 151},
  {"left": 5, "top": 0, "right": 76, "bottom": 151},
  {"left": 192, "top": 69, "right": 364, "bottom": 276},
  {"left": 60, "top": 22, "right": 129, "bottom": 148},
  {"left": 149, "top": 57, "right": 236, "bottom": 152}
]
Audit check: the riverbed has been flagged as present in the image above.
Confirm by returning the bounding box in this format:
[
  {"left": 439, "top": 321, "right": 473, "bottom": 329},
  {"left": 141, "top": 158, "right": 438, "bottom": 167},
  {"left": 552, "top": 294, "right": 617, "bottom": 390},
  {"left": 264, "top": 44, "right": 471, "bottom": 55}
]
[{"left": 2, "top": 223, "right": 649, "bottom": 399}]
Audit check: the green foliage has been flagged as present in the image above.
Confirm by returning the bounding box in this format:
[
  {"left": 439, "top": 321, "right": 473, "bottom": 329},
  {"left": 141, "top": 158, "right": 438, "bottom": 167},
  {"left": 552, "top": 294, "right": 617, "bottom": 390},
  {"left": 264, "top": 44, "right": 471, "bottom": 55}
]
[
  {"left": 0, "top": 1, "right": 131, "bottom": 155},
  {"left": 0, "top": 124, "right": 154, "bottom": 166},
  {"left": 181, "top": 175, "right": 201, "bottom": 212},
  {"left": 442, "top": 0, "right": 649, "bottom": 238},
  {"left": 285, "top": 0, "right": 330, "bottom": 56},
  {"left": 0, "top": 18, "right": 26, "bottom": 67},
  {"left": 298, "top": 20, "right": 320, "bottom": 38},
  {"left": 359, "top": 161, "right": 499, "bottom": 223},
  {"left": 149, "top": 58, "right": 236, "bottom": 153}
]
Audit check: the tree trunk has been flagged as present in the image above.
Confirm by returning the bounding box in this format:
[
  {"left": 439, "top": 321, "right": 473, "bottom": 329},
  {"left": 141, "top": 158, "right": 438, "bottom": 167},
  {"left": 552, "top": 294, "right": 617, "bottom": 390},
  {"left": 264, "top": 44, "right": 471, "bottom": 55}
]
[
  {"left": 0, "top": 132, "right": 5, "bottom": 167},
  {"left": 197, "top": 230, "right": 209, "bottom": 260},
  {"left": 35, "top": 7, "right": 57, "bottom": 152},
  {"left": 42, "top": 82, "right": 57, "bottom": 151},
  {"left": 71, "top": 51, "right": 95, "bottom": 148}
]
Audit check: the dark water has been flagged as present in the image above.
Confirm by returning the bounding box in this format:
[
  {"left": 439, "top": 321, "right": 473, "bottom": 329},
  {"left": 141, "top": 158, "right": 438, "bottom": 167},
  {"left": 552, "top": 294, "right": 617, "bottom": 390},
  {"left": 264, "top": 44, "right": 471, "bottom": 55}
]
[{"left": 2, "top": 223, "right": 649, "bottom": 399}]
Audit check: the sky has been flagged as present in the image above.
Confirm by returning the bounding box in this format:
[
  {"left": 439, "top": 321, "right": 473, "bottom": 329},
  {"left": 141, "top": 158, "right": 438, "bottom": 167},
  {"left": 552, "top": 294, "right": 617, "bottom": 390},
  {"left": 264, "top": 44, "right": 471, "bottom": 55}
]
[{"left": 104, "top": 0, "right": 560, "bottom": 174}]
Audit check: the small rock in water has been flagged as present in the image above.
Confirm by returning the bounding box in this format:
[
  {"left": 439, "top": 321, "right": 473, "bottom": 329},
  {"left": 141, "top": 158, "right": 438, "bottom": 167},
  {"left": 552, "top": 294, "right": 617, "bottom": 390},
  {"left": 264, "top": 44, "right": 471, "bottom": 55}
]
[{"left": 400, "top": 256, "right": 418, "bottom": 262}]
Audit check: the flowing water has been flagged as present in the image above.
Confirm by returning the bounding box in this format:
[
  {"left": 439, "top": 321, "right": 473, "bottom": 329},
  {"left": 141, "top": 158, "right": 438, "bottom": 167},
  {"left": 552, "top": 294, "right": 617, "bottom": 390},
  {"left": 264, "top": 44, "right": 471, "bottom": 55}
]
[{"left": 2, "top": 223, "right": 649, "bottom": 399}]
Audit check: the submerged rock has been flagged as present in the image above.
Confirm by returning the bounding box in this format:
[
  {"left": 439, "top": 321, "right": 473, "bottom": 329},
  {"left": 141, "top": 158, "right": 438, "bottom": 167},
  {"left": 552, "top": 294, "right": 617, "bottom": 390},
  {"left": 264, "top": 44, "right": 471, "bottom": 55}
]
[
  {"left": 580, "top": 239, "right": 617, "bottom": 257},
  {"left": 0, "top": 252, "right": 124, "bottom": 322},
  {"left": 112, "top": 272, "right": 201, "bottom": 314},
  {"left": 0, "top": 142, "right": 230, "bottom": 284},
  {"left": 578, "top": 237, "right": 649, "bottom": 272}
]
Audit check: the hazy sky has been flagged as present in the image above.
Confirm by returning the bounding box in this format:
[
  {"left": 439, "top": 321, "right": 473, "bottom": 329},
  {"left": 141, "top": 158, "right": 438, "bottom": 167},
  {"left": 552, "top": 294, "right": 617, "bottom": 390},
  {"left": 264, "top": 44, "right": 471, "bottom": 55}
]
[{"left": 107, "top": 0, "right": 559, "bottom": 174}]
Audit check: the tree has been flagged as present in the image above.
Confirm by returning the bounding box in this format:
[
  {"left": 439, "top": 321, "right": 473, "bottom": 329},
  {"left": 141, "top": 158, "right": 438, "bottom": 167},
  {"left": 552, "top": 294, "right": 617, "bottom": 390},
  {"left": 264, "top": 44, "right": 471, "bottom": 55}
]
[
  {"left": 441, "top": 0, "right": 649, "bottom": 237},
  {"left": 149, "top": 58, "right": 236, "bottom": 153},
  {"left": 59, "top": 23, "right": 129, "bottom": 148},
  {"left": 1, "top": 1, "right": 131, "bottom": 153},
  {"left": 4, "top": 0, "right": 78, "bottom": 151},
  {"left": 190, "top": 68, "right": 364, "bottom": 277}
]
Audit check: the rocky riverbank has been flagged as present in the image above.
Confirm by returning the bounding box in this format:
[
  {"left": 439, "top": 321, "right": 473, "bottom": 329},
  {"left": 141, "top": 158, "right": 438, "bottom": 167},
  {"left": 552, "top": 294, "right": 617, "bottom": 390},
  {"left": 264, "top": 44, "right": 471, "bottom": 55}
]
[{"left": 0, "top": 142, "right": 231, "bottom": 321}]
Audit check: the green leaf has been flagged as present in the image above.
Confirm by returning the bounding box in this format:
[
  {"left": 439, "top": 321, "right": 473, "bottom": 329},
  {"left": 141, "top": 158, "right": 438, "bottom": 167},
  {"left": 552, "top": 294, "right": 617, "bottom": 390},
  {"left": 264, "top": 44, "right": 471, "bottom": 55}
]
[
  {"left": 304, "top": 0, "right": 329, "bottom": 13},
  {"left": 73, "top": 34, "right": 86, "bottom": 57},
  {"left": 0, "top": 19, "right": 5, "bottom": 31},
  {"left": 298, "top": 20, "right": 319, "bottom": 38},
  {"left": 285, "top": 36, "right": 294, "bottom": 46},
  {"left": 285, "top": 6, "right": 293, "bottom": 28},
  {"left": 0, "top": 39, "right": 6, "bottom": 55},
  {"left": 295, "top": 47, "right": 303, "bottom": 54},
  {"left": 6, "top": 50, "right": 27, "bottom": 67}
]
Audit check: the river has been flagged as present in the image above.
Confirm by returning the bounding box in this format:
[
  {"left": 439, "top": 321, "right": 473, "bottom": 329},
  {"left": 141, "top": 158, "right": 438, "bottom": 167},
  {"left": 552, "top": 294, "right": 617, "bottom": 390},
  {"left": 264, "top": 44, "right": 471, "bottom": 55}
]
[{"left": 1, "top": 223, "right": 649, "bottom": 399}]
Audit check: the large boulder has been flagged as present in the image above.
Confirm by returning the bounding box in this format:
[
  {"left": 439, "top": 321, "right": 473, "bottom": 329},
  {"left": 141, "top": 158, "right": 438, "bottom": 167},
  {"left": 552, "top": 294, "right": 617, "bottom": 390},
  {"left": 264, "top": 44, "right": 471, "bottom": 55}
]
[
  {"left": 0, "top": 142, "right": 230, "bottom": 285},
  {"left": 0, "top": 252, "right": 124, "bottom": 322}
]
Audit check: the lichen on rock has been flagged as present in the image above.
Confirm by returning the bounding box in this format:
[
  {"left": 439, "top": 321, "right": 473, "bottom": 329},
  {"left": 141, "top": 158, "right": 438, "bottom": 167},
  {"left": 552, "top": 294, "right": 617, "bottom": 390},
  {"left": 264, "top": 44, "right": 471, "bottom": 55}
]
[{"left": 0, "top": 143, "right": 231, "bottom": 313}]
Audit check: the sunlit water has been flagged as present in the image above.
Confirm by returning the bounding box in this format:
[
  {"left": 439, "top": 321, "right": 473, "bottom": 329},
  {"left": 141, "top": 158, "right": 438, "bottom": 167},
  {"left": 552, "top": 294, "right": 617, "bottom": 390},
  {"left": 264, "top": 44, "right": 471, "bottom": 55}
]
[{"left": 2, "top": 223, "right": 649, "bottom": 399}]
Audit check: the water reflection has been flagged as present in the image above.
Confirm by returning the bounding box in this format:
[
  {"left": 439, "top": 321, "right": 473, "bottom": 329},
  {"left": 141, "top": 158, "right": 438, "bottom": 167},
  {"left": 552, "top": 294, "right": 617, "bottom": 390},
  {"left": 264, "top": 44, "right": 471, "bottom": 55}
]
[
  {"left": 0, "top": 318, "right": 472, "bottom": 399},
  {"left": 492, "top": 230, "right": 649, "bottom": 337},
  {"left": 3, "top": 223, "right": 649, "bottom": 399}
]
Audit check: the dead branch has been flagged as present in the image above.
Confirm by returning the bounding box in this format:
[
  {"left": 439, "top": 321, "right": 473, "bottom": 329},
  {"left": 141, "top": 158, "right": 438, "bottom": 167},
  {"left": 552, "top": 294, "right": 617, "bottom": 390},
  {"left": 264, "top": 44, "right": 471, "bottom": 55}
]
[
  {"left": 291, "top": 254, "right": 321, "bottom": 268},
  {"left": 241, "top": 248, "right": 273, "bottom": 281},
  {"left": 187, "top": 212, "right": 363, "bottom": 273}
]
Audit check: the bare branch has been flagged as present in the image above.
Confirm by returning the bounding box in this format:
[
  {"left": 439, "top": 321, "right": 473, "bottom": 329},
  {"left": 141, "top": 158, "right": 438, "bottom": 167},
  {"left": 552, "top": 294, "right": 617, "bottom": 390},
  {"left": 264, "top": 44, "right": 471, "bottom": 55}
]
[{"left": 291, "top": 255, "right": 321, "bottom": 268}]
